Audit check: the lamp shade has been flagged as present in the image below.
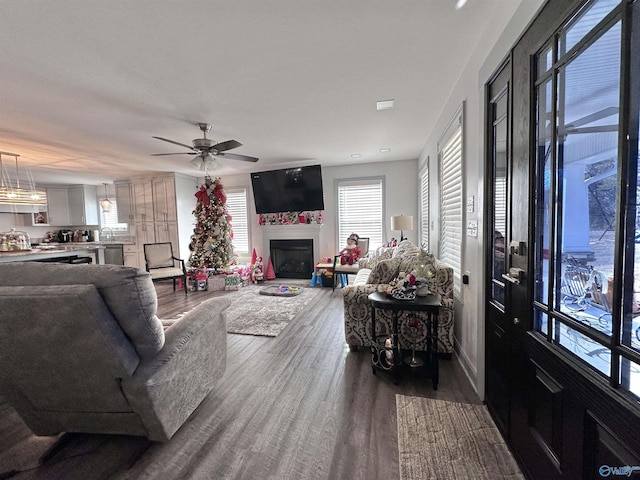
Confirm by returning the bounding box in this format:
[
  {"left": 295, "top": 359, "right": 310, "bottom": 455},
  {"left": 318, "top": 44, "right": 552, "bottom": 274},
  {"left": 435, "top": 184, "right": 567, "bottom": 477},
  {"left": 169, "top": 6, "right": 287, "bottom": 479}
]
[
  {"left": 390, "top": 215, "right": 413, "bottom": 232},
  {"left": 100, "top": 198, "right": 112, "bottom": 213},
  {"left": 100, "top": 183, "right": 111, "bottom": 213}
]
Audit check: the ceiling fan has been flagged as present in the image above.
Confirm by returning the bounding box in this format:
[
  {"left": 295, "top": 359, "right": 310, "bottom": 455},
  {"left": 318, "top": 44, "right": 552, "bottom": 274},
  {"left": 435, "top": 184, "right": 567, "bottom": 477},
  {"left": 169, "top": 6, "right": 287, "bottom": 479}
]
[{"left": 152, "top": 123, "right": 258, "bottom": 171}]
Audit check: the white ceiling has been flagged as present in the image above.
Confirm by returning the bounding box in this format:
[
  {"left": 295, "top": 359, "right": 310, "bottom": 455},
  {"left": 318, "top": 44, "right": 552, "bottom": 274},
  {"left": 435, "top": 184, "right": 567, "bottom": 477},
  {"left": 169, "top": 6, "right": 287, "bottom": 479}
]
[{"left": 0, "top": 0, "right": 522, "bottom": 186}]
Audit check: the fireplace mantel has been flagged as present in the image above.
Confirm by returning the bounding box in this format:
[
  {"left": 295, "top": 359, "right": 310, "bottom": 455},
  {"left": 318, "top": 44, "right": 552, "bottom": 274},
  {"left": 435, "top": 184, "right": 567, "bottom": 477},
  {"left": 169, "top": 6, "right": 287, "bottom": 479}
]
[{"left": 261, "top": 224, "right": 323, "bottom": 263}]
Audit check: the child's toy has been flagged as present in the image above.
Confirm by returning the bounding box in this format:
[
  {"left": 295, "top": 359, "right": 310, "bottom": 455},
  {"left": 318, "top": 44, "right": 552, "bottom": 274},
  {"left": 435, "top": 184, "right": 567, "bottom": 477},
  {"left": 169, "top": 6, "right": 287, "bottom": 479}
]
[
  {"left": 338, "top": 233, "right": 362, "bottom": 265},
  {"left": 251, "top": 256, "right": 264, "bottom": 283}
]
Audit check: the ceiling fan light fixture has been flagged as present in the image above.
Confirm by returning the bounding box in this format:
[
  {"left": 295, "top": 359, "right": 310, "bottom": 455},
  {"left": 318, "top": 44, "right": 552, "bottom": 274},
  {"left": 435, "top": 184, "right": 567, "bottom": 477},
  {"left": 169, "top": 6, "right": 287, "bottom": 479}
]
[{"left": 190, "top": 155, "right": 204, "bottom": 170}]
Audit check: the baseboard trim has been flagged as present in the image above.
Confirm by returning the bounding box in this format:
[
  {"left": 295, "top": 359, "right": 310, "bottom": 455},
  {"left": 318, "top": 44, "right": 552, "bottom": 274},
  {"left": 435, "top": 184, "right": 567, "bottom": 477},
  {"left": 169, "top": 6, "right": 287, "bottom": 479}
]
[{"left": 454, "top": 338, "right": 478, "bottom": 394}]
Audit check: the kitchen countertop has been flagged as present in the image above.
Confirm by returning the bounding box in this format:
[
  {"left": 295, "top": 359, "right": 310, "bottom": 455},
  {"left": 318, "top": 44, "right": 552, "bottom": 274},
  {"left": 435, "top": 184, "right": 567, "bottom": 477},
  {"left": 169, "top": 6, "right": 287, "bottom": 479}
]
[{"left": 0, "top": 245, "right": 106, "bottom": 263}]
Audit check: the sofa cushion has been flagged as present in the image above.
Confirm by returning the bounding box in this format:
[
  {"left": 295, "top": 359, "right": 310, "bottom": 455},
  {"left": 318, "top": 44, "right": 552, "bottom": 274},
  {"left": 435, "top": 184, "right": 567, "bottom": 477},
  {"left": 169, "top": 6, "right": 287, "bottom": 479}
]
[
  {"left": 367, "top": 257, "right": 401, "bottom": 284},
  {"left": 0, "top": 263, "right": 164, "bottom": 360},
  {"left": 353, "top": 268, "right": 372, "bottom": 286}
]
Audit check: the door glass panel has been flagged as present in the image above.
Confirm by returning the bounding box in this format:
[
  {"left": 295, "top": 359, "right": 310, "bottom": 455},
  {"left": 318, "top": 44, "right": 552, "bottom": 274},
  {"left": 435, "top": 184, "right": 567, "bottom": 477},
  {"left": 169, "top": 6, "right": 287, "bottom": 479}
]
[
  {"left": 620, "top": 357, "right": 640, "bottom": 400},
  {"left": 535, "top": 78, "right": 553, "bottom": 306},
  {"left": 553, "top": 320, "right": 610, "bottom": 376},
  {"left": 556, "top": 22, "right": 620, "bottom": 337},
  {"left": 538, "top": 43, "right": 553, "bottom": 76},
  {"left": 492, "top": 93, "right": 508, "bottom": 306},
  {"left": 559, "top": 0, "right": 620, "bottom": 55},
  {"left": 624, "top": 119, "right": 640, "bottom": 353},
  {"left": 534, "top": 309, "right": 549, "bottom": 335}
]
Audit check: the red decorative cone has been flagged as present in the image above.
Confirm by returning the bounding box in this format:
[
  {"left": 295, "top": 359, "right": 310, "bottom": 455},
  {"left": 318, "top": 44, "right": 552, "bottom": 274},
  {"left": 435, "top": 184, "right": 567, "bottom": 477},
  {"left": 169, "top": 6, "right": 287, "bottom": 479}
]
[
  {"left": 250, "top": 248, "right": 257, "bottom": 266},
  {"left": 265, "top": 256, "right": 276, "bottom": 280}
]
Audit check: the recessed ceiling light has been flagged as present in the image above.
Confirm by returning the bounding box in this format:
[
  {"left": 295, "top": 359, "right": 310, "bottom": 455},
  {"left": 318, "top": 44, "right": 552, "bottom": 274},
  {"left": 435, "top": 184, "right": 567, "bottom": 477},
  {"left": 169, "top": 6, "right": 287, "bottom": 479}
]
[
  {"left": 376, "top": 99, "right": 394, "bottom": 110},
  {"left": 351, "top": 154, "right": 361, "bottom": 159},
  {"left": 380, "top": 148, "right": 391, "bottom": 153},
  {"left": 455, "top": 0, "right": 467, "bottom": 9}
]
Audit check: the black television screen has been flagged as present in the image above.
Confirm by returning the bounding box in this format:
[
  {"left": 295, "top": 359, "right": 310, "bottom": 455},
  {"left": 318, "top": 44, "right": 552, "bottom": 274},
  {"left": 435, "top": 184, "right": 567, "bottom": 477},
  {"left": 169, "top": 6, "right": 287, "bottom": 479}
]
[{"left": 251, "top": 164, "right": 324, "bottom": 214}]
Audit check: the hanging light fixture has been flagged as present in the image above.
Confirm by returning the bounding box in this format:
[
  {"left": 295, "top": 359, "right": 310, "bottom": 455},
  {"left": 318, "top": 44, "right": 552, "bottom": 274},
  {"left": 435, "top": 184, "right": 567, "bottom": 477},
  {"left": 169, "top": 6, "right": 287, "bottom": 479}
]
[
  {"left": 100, "top": 183, "right": 112, "bottom": 213},
  {"left": 0, "top": 151, "right": 48, "bottom": 207}
]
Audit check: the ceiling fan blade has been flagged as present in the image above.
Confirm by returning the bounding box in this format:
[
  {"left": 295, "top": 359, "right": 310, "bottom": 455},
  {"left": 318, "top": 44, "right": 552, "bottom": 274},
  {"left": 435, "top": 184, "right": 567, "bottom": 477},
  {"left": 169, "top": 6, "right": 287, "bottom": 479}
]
[
  {"left": 212, "top": 139, "right": 242, "bottom": 152},
  {"left": 219, "top": 152, "right": 259, "bottom": 163},
  {"left": 152, "top": 136, "right": 197, "bottom": 151},
  {"left": 151, "top": 152, "right": 197, "bottom": 156}
]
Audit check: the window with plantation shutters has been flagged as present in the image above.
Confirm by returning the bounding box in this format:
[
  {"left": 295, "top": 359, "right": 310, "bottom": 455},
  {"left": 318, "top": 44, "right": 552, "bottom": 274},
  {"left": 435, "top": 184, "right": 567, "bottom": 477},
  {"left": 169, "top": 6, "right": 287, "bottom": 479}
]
[
  {"left": 100, "top": 198, "right": 128, "bottom": 232},
  {"left": 439, "top": 111, "right": 463, "bottom": 298},
  {"left": 337, "top": 178, "right": 384, "bottom": 250},
  {"left": 419, "top": 165, "right": 429, "bottom": 250},
  {"left": 226, "top": 188, "right": 249, "bottom": 255}
]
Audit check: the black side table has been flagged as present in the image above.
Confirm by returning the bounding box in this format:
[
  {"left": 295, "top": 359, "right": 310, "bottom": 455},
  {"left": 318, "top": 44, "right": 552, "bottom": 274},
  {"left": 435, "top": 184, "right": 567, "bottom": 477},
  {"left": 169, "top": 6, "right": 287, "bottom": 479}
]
[{"left": 368, "top": 291, "right": 441, "bottom": 389}]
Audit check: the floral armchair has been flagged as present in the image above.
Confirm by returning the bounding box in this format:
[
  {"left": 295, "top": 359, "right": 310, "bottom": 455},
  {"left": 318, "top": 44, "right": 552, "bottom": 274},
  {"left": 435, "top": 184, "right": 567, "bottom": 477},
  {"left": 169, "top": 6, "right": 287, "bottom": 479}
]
[{"left": 342, "top": 240, "right": 455, "bottom": 355}]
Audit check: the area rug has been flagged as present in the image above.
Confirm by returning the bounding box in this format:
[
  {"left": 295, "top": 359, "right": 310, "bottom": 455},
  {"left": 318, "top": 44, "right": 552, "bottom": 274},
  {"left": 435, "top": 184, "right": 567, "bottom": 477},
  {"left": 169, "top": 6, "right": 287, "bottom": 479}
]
[
  {"left": 225, "top": 282, "right": 322, "bottom": 337},
  {"left": 396, "top": 395, "right": 524, "bottom": 480}
]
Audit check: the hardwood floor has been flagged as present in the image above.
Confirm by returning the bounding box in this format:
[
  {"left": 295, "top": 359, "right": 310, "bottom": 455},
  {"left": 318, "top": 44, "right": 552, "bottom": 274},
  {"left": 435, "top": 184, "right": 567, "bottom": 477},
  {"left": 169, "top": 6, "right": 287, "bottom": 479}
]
[{"left": 0, "top": 281, "right": 481, "bottom": 480}]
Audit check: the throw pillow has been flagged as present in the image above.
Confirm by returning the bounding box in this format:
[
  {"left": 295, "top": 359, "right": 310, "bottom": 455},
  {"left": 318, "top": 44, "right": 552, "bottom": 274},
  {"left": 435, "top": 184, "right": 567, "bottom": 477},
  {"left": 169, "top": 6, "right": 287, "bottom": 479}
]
[
  {"left": 376, "top": 246, "right": 394, "bottom": 262},
  {"left": 367, "top": 257, "right": 401, "bottom": 284},
  {"left": 392, "top": 240, "right": 421, "bottom": 258}
]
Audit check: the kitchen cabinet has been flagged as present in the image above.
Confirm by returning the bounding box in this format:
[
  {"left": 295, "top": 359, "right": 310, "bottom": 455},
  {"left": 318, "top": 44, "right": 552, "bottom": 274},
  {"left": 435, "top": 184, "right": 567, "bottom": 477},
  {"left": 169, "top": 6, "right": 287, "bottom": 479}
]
[
  {"left": 68, "top": 185, "right": 99, "bottom": 225},
  {"left": 152, "top": 177, "right": 177, "bottom": 222},
  {"left": 123, "top": 244, "right": 138, "bottom": 268},
  {"left": 115, "top": 173, "right": 197, "bottom": 269},
  {"left": 154, "top": 221, "right": 179, "bottom": 247},
  {"left": 44, "top": 185, "right": 99, "bottom": 226},
  {"left": 46, "top": 187, "right": 71, "bottom": 226},
  {"left": 132, "top": 181, "right": 153, "bottom": 223},
  {"left": 114, "top": 182, "right": 134, "bottom": 223},
  {"left": 134, "top": 222, "right": 156, "bottom": 269}
]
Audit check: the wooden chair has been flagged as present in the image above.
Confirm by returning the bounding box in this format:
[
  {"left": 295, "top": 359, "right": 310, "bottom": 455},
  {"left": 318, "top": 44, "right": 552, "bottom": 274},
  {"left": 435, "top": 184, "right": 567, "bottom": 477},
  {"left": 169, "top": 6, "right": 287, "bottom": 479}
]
[
  {"left": 143, "top": 242, "right": 187, "bottom": 294},
  {"left": 332, "top": 237, "right": 370, "bottom": 291}
]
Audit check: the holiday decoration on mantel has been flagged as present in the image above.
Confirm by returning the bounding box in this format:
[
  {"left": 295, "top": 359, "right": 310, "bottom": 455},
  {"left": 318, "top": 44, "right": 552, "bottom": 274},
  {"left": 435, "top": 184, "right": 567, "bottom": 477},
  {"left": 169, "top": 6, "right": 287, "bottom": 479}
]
[
  {"left": 188, "top": 176, "right": 235, "bottom": 269},
  {"left": 257, "top": 210, "right": 324, "bottom": 225}
]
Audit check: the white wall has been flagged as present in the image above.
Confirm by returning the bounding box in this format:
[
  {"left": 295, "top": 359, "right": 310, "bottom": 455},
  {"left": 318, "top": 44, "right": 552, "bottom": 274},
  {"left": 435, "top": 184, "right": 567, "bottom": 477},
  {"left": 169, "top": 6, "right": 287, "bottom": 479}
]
[
  {"left": 0, "top": 212, "right": 52, "bottom": 241},
  {"left": 216, "top": 159, "right": 419, "bottom": 263},
  {"left": 418, "top": 0, "right": 545, "bottom": 395}
]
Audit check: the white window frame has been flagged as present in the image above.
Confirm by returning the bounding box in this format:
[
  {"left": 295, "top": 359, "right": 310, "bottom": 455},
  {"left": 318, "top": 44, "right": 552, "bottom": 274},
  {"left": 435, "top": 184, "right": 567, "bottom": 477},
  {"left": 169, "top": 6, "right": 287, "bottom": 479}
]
[
  {"left": 438, "top": 104, "right": 464, "bottom": 299},
  {"left": 226, "top": 187, "right": 250, "bottom": 256},
  {"left": 336, "top": 177, "right": 385, "bottom": 251},
  {"left": 419, "top": 161, "right": 430, "bottom": 250}
]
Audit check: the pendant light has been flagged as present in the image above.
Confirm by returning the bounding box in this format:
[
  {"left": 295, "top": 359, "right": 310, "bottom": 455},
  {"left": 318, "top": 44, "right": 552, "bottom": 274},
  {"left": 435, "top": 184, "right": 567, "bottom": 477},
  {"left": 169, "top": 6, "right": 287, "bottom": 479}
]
[
  {"left": 0, "top": 151, "right": 48, "bottom": 206},
  {"left": 100, "top": 183, "right": 112, "bottom": 213}
]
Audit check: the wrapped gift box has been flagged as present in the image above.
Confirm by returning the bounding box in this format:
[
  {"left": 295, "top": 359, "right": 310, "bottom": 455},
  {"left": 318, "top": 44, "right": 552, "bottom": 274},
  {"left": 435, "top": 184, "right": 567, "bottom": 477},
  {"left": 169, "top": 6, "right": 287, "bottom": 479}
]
[
  {"left": 207, "top": 273, "right": 226, "bottom": 291},
  {"left": 224, "top": 273, "right": 242, "bottom": 290}
]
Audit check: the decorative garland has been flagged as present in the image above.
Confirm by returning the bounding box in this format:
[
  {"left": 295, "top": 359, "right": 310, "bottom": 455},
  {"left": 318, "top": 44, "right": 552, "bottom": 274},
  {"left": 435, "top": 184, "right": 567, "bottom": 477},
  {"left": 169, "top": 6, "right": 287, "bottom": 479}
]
[{"left": 258, "top": 210, "right": 323, "bottom": 225}]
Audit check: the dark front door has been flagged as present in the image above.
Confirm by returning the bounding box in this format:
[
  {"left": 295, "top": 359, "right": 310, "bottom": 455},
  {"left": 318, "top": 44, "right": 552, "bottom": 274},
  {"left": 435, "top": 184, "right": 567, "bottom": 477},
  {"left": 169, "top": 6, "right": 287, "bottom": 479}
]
[
  {"left": 484, "top": 59, "right": 514, "bottom": 437},
  {"left": 485, "top": 1, "right": 640, "bottom": 479}
]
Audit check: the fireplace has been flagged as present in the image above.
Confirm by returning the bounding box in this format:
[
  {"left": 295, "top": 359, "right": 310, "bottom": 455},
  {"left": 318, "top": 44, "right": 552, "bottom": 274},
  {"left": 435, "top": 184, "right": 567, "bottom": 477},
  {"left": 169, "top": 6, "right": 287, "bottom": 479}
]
[{"left": 270, "top": 239, "right": 313, "bottom": 279}]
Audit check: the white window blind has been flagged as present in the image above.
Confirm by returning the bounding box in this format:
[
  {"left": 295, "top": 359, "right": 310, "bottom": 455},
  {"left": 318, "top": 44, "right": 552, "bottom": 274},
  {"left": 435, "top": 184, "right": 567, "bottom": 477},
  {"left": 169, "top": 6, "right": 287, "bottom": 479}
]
[
  {"left": 226, "top": 188, "right": 249, "bottom": 255},
  {"left": 337, "top": 178, "right": 384, "bottom": 250},
  {"left": 100, "top": 198, "right": 128, "bottom": 232},
  {"left": 439, "top": 118, "right": 463, "bottom": 298},
  {"left": 419, "top": 166, "right": 429, "bottom": 250}
]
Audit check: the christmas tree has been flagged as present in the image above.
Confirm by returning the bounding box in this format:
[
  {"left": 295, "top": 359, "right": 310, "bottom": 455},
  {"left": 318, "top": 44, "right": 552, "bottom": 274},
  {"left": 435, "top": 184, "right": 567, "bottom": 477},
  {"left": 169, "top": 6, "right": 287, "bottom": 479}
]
[{"left": 188, "top": 176, "right": 235, "bottom": 269}]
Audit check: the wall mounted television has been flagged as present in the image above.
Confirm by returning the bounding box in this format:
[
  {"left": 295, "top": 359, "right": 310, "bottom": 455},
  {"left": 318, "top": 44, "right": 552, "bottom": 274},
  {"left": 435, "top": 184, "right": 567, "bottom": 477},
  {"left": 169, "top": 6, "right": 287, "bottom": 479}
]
[{"left": 251, "top": 164, "right": 324, "bottom": 214}]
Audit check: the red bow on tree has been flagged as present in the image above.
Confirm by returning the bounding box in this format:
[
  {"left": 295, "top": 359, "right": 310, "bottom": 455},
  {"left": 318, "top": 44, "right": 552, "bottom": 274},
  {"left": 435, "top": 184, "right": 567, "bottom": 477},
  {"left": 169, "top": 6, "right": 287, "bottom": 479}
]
[
  {"left": 195, "top": 185, "right": 210, "bottom": 206},
  {"left": 213, "top": 183, "right": 226, "bottom": 204}
]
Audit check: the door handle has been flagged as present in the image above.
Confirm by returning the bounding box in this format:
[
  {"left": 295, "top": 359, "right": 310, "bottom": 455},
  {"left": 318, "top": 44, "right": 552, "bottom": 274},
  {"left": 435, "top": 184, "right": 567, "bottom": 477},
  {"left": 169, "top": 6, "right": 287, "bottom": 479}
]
[{"left": 502, "top": 267, "right": 525, "bottom": 285}]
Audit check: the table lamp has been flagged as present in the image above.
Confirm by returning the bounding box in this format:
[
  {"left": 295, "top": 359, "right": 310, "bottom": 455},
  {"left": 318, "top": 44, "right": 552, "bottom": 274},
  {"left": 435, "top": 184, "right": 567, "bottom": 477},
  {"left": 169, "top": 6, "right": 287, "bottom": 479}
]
[{"left": 390, "top": 215, "right": 413, "bottom": 241}]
